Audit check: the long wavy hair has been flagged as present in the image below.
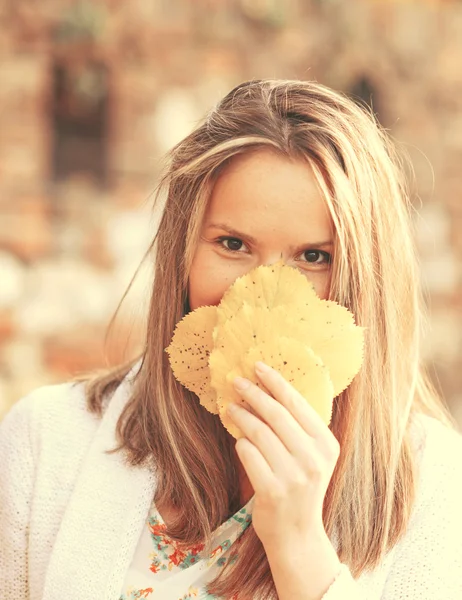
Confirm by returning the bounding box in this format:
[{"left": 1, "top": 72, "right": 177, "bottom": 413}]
[{"left": 85, "top": 80, "right": 455, "bottom": 599}]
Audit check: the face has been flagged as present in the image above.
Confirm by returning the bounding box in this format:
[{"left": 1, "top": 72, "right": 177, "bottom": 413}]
[{"left": 188, "top": 148, "right": 334, "bottom": 310}]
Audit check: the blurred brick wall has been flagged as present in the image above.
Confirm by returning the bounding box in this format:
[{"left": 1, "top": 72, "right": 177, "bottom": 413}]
[{"left": 0, "top": 0, "right": 461, "bottom": 425}]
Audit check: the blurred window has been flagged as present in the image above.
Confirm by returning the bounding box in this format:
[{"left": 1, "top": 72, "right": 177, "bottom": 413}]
[
  {"left": 349, "top": 75, "right": 382, "bottom": 123},
  {"left": 51, "top": 59, "right": 109, "bottom": 186}
]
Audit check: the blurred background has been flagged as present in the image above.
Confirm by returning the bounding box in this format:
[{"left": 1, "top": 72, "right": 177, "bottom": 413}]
[{"left": 0, "top": 0, "right": 461, "bottom": 427}]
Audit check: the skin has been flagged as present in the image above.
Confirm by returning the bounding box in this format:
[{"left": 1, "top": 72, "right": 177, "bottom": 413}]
[
  {"left": 188, "top": 148, "right": 342, "bottom": 599},
  {"left": 189, "top": 148, "right": 333, "bottom": 309}
]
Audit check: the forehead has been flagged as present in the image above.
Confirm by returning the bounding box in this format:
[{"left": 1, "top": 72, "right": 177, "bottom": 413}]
[{"left": 204, "top": 148, "right": 332, "bottom": 237}]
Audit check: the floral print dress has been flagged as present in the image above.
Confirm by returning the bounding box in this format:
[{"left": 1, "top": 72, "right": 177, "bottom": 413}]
[{"left": 119, "top": 497, "right": 254, "bottom": 600}]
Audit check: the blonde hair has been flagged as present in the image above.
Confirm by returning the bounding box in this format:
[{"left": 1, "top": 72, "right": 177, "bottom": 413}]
[{"left": 85, "top": 80, "right": 455, "bottom": 599}]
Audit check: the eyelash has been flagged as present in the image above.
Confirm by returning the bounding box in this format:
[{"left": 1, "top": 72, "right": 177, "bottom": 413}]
[
  {"left": 217, "top": 236, "right": 248, "bottom": 253},
  {"left": 216, "top": 236, "right": 332, "bottom": 266}
]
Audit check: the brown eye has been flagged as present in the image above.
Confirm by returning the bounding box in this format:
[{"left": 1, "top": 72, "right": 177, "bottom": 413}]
[
  {"left": 303, "top": 250, "right": 331, "bottom": 264},
  {"left": 221, "top": 237, "right": 245, "bottom": 251}
]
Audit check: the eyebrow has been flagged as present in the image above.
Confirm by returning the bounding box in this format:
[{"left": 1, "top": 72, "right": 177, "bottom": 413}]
[
  {"left": 206, "top": 223, "right": 258, "bottom": 244},
  {"left": 206, "top": 222, "right": 333, "bottom": 248}
]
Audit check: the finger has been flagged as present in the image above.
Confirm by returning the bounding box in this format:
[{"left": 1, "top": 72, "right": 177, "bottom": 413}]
[
  {"left": 232, "top": 378, "right": 319, "bottom": 465},
  {"left": 254, "top": 361, "right": 331, "bottom": 438},
  {"left": 227, "top": 401, "right": 297, "bottom": 477},
  {"left": 234, "top": 437, "right": 277, "bottom": 496}
]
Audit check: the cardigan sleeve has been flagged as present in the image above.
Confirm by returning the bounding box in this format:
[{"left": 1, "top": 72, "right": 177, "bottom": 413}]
[
  {"left": 322, "top": 421, "right": 462, "bottom": 600},
  {"left": 0, "top": 395, "right": 37, "bottom": 600},
  {"left": 379, "top": 423, "right": 462, "bottom": 599}
]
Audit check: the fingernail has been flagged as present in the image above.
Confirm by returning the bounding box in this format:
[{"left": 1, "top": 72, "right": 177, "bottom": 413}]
[
  {"left": 233, "top": 377, "right": 251, "bottom": 391},
  {"left": 255, "top": 361, "right": 270, "bottom": 373}
]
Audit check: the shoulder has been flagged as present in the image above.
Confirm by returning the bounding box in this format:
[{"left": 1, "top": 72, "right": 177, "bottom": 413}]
[
  {"left": 408, "top": 413, "right": 462, "bottom": 520},
  {"left": 0, "top": 382, "right": 100, "bottom": 458},
  {"left": 411, "top": 413, "right": 462, "bottom": 469},
  {"left": 0, "top": 381, "right": 116, "bottom": 525},
  {"left": 374, "top": 418, "right": 462, "bottom": 600}
]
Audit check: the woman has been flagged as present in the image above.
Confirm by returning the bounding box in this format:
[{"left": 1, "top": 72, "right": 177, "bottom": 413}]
[{"left": 1, "top": 80, "right": 462, "bottom": 600}]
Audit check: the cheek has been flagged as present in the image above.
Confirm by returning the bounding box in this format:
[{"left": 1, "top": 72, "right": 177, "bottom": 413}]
[
  {"left": 189, "top": 269, "right": 331, "bottom": 309},
  {"left": 188, "top": 252, "right": 238, "bottom": 310},
  {"left": 309, "top": 272, "right": 331, "bottom": 301},
  {"left": 188, "top": 272, "right": 220, "bottom": 310}
]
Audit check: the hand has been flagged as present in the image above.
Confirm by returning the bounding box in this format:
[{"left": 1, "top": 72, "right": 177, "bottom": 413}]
[{"left": 227, "top": 361, "right": 340, "bottom": 551}]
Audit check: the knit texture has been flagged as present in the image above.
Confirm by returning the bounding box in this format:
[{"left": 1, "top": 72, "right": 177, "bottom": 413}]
[{"left": 1, "top": 376, "right": 462, "bottom": 600}]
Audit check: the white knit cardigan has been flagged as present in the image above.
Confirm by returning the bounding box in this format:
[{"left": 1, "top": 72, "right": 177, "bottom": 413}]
[{"left": 1, "top": 370, "right": 462, "bottom": 600}]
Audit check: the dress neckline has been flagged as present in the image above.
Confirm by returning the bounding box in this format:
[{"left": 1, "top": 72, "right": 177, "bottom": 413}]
[{"left": 153, "top": 495, "right": 255, "bottom": 537}]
